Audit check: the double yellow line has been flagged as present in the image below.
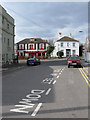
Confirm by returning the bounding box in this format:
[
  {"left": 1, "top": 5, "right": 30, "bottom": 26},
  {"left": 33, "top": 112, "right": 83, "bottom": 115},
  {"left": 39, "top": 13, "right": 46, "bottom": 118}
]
[{"left": 78, "top": 68, "right": 90, "bottom": 87}]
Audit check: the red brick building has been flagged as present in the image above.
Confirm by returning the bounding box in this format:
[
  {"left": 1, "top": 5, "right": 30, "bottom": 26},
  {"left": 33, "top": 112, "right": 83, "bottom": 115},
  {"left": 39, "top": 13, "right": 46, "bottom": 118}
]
[{"left": 17, "top": 38, "right": 49, "bottom": 59}]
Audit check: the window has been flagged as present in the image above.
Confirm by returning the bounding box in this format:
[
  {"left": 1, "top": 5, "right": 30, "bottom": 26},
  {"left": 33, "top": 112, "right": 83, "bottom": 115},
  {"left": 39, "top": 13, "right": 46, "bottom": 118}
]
[
  {"left": 8, "top": 39, "right": 9, "bottom": 46},
  {"left": 72, "top": 50, "right": 76, "bottom": 55},
  {"left": 67, "top": 43, "right": 69, "bottom": 47},
  {"left": 73, "top": 43, "right": 75, "bottom": 47},
  {"left": 2, "top": 17, "right": 4, "bottom": 24},
  {"left": 29, "top": 44, "right": 33, "bottom": 49},
  {"left": 13, "top": 27, "right": 14, "bottom": 33},
  {"left": 39, "top": 44, "right": 44, "bottom": 49},
  {"left": 7, "top": 23, "right": 9, "bottom": 29},
  {"left": 21, "top": 45, "right": 22, "bottom": 49},
  {"left": 61, "top": 43, "right": 63, "bottom": 47},
  {"left": 19, "top": 44, "right": 24, "bottom": 50}
]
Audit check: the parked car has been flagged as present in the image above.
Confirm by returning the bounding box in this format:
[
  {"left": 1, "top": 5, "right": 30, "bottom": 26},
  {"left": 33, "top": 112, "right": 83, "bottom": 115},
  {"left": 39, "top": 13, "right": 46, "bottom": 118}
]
[
  {"left": 27, "top": 58, "right": 41, "bottom": 66},
  {"left": 67, "top": 55, "right": 82, "bottom": 68}
]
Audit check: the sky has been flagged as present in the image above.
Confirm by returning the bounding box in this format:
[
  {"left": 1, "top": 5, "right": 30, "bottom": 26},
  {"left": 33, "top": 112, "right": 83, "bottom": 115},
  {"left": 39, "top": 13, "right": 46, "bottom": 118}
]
[{"left": 1, "top": 2, "right": 88, "bottom": 43}]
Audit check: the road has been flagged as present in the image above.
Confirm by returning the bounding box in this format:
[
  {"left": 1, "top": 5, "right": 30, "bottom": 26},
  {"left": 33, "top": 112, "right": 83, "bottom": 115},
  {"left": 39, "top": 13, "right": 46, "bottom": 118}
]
[{"left": 2, "top": 60, "right": 89, "bottom": 119}]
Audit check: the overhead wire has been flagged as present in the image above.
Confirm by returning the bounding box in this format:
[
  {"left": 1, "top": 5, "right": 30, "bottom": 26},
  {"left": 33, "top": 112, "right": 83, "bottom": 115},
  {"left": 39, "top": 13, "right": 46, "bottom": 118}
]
[{"left": 2, "top": 4, "right": 57, "bottom": 40}]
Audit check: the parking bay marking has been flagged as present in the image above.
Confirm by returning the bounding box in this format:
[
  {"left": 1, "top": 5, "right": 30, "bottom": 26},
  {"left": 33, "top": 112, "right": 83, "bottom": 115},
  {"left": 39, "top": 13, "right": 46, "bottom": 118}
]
[
  {"left": 53, "top": 80, "right": 56, "bottom": 84},
  {"left": 56, "top": 75, "right": 59, "bottom": 78},
  {"left": 41, "top": 78, "right": 54, "bottom": 84},
  {"left": 50, "top": 73, "right": 58, "bottom": 76},
  {"left": 31, "top": 103, "right": 42, "bottom": 117},
  {"left": 45, "top": 88, "right": 52, "bottom": 95}
]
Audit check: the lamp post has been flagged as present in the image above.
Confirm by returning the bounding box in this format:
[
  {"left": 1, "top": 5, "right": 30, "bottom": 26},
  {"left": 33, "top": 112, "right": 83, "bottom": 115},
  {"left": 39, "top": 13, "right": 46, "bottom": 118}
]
[{"left": 79, "top": 30, "right": 87, "bottom": 62}]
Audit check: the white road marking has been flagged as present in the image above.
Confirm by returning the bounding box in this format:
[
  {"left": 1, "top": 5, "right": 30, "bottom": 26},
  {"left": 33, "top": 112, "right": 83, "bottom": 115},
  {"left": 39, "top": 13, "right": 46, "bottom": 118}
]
[
  {"left": 45, "top": 88, "right": 52, "bottom": 95},
  {"left": 53, "top": 80, "right": 56, "bottom": 84},
  {"left": 54, "top": 69, "right": 60, "bottom": 72},
  {"left": 50, "top": 73, "right": 57, "bottom": 76},
  {"left": 56, "top": 75, "right": 59, "bottom": 78},
  {"left": 59, "top": 73, "right": 61, "bottom": 75},
  {"left": 31, "top": 103, "right": 42, "bottom": 116},
  {"left": 48, "top": 79, "right": 53, "bottom": 84},
  {"left": 2, "top": 68, "right": 8, "bottom": 71}
]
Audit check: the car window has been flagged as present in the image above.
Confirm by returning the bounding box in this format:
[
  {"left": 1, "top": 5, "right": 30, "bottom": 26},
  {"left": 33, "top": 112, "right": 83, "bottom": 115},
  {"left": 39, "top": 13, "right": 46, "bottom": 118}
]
[
  {"left": 36, "top": 58, "right": 39, "bottom": 61},
  {"left": 69, "top": 56, "right": 79, "bottom": 59},
  {"left": 29, "top": 58, "right": 34, "bottom": 60}
]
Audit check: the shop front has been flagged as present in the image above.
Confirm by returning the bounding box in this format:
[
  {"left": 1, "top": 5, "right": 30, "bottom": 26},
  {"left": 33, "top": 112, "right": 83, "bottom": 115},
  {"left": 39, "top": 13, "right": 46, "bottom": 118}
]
[{"left": 24, "top": 51, "right": 47, "bottom": 59}]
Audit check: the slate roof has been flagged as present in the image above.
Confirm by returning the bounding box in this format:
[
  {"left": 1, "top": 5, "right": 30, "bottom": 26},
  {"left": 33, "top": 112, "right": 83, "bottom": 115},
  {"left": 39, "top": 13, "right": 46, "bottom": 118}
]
[
  {"left": 17, "top": 38, "right": 48, "bottom": 44},
  {"left": 57, "top": 36, "right": 79, "bottom": 42}
]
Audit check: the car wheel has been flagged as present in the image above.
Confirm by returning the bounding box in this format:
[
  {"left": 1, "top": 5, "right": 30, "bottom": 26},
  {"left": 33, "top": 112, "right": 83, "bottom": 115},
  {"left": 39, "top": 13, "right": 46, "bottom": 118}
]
[
  {"left": 68, "top": 65, "right": 70, "bottom": 68},
  {"left": 39, "top": 62, "right": 41, "bottom": 65},
  {"left": 80, "top": 65, "right": 83, "bottom": 68},
  {"left": 27, "top": 63, "right": 29, "bottom": 66}
]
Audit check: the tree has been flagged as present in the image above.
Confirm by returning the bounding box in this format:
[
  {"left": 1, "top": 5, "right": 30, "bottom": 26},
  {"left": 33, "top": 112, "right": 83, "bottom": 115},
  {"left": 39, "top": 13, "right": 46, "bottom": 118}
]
[
  {"left": 46, "top": 45, "right": 55, "bottom": 56},
  {"left": 57, "top": 51, "right": 64, "bottom": 58},
  {"left": 48, "top": 39, "right": 54, "bottom": 46}
]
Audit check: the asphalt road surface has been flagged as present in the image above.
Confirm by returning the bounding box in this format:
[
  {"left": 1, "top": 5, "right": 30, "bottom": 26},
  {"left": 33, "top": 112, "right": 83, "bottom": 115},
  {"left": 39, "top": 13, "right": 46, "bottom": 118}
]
[{"left": 2, "top": 60, "right": 89, "bottom": 119}]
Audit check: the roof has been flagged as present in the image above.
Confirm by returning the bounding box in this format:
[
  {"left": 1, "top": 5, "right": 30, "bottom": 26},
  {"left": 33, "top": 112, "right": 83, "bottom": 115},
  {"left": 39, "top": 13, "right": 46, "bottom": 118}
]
[
  {"left": 17, "top": 38, "right": 48, "bottom": 44},
  {"left": 57, "top": 36, "right": 79, "bottom": 42}
]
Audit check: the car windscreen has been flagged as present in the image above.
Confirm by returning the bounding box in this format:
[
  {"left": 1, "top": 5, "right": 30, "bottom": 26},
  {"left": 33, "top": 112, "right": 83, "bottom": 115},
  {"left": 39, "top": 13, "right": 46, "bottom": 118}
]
[
  {"left": 69, "top": 56, "right": 79, "bottom": 59},
  {"left": 28, "top": 58, "right": 34, "bottom": 60}
]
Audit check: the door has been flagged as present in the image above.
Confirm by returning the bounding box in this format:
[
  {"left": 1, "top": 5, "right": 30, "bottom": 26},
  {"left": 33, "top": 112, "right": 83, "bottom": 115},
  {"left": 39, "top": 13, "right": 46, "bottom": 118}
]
[{"left": 66, "top": 49, "right": 71, "bottom": 57}]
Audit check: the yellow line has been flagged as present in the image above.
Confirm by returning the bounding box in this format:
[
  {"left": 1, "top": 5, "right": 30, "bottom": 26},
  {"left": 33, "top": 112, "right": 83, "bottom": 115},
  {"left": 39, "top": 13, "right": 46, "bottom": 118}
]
[
  {"left": 80, "top": 68, "right": 90, "bottom": 81},
  {"left": 78, "top": 68, "right": 90, "bottom": 87}
]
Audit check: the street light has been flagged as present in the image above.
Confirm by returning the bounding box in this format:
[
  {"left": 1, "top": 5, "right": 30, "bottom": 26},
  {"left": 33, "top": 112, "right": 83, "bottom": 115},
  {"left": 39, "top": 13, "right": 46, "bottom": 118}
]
[
  {"left": 79, "top": 30, "right": 88, "bottom": 62},
  {"left": 79, "top": 31, "right": 83, "bottom": 33}
]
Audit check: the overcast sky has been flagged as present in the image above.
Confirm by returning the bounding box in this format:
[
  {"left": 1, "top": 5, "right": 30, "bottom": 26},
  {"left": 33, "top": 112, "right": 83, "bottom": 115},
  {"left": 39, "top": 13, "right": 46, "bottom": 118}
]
[{"left": 1, "top": 2, "right": 88, "bottom": 43}]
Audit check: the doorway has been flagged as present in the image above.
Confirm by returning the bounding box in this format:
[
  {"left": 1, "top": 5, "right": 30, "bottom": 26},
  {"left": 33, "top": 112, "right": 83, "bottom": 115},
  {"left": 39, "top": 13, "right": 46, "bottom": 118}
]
[{"left": 66, "top": 49, "right": 71, "bottom": 57}]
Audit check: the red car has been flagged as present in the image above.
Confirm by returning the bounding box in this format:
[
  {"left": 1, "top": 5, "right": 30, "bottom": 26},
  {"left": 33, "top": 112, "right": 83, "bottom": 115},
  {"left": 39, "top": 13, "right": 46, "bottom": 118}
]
[{"left": 67, "top": 55, "right": 82, "bottom": 68}]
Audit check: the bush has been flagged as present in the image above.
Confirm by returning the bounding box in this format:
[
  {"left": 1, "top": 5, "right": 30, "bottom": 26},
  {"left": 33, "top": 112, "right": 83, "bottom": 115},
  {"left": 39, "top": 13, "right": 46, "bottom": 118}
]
[{"left": 57, "top": 51, "right": 64, "bottom": 58}]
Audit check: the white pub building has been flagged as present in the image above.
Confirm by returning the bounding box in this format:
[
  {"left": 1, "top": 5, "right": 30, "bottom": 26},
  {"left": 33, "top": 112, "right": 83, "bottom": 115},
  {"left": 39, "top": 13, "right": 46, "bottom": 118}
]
[{"left": 52, "top": 36, "right": 79, "bottom": 57}]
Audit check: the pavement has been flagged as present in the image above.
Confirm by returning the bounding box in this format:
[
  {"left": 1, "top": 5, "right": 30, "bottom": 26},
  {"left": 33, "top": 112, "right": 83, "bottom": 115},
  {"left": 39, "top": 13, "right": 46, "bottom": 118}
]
[{"left": 81, "top": 59, "right": 89, "bottom": 67}]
